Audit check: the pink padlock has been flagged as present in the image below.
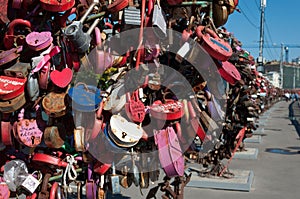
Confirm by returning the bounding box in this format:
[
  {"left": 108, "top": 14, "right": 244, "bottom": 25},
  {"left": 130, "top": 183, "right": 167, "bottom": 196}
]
[
  {"left": 25, "top": 31, "right": 53, "bottom": 51},
  {"left": 91, "top": 27, "right": 113, "bottom": 74},
  {"left": 14, "top": 107, "right": 44, "bottom": 148},
  {"left": 0, "top": 183, "right": 10, "bottom": 199}
]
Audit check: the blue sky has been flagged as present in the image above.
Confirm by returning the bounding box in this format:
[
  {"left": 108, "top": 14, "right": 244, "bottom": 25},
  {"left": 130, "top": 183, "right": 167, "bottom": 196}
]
[{"left": 225, "top": 0, "right": 300, "bottom": 62}]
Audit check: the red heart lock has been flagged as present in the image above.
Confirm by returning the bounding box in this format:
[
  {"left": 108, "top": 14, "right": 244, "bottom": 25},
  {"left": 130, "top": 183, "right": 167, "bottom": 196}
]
[
  {"left": 50, "top": 68, "right": 73, "bottom": 88},
  {"left": 125, "top": 91, "right": 145, "bottom": 123},
  {"left": 196, "top": 26, "right": 232, "bottom": 61},
  {"left": 26, "top": 31, "right": 53, "bottom": 51},
  {"left": 217, "top": 61, "right": 241, "bottom": 85}
]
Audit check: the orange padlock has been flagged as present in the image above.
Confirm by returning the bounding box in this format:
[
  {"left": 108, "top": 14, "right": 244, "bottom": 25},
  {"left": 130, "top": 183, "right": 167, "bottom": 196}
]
[{"left": 3, "top": 19, "right": 31, "bottom": 49}]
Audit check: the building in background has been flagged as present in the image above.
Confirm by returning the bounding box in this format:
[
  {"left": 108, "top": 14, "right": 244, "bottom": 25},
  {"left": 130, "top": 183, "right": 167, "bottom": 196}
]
[{"left": 264, "top": 61, "right": 300, "bottom": 89}]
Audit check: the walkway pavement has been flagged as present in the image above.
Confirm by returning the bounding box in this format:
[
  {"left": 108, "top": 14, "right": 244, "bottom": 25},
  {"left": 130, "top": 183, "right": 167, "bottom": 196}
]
[{"left": 120, "top": 100, "right": 300, "bottom": 199}]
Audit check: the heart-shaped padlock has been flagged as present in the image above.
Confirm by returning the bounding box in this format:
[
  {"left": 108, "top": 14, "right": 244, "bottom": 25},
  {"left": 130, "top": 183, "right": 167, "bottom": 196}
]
[
  {"left": 150, "top": 99, "right": 184, "bottom": 121},
  {"left": 0, "top": 76, "right": 27, "bottom": 100},
  {"left": 25, "top": 31, "right": 53, "bottom": 51},
  {"left": 50, "top": 67, "right": 73, "bottom": 88},
  {"left": 14, "top": 108, "right": 44, "bottom": 148},
  {"left": 125, "top": 91, "right": 145, "bottom": 123},
  {"left": 68, "top": 82, "right": 102, "bottom": 112},
  {"left": 39, "top": 0, "right": 75, "bottom": 12},
  {"left": 196, "top": 26, "right": 232, "bottom": 61}
]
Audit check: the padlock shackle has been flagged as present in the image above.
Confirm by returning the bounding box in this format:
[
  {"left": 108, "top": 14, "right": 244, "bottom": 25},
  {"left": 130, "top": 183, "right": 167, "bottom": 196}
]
[
  {"left": 80, "top": 2, "right": 98, "bottom": 24},
  {"left": 7, "top": 19, "right": 31, "bottom": 35},
  {"left": 95, "top": 27, "right": 102, "bottom": 47},
  {"left": 87, "top": 18, "right": 101, "bottom": 36}
]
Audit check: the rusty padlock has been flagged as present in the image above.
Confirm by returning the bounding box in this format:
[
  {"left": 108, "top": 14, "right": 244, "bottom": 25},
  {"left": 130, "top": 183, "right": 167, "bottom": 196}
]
[
  {"left": 3, "top": 19, "right": 31, "bottom": 49},
  {"left": 64, "top": 2, "right": 101, "bottom": 53}
]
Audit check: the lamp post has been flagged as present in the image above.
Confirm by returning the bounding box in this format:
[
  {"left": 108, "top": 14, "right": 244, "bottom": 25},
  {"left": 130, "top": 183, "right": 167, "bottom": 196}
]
[{"left": 257, "top": 0, "right": 266, "bottom": 73}]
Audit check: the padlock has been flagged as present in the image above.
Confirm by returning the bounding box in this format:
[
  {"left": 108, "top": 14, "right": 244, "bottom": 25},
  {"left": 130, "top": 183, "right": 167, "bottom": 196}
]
[
  {"left": 0, "top": 0, "right": 9, "bottom": 24},
  {"left": 25, "top": 31, "right": 53, "bottom": 51},
  {"left": 42, "top": 92, "right": 68, "bottom": 117},
  {"left": 107, "top": 0, "right": 129, "bottom": 13},
  {"left": 150, "top": 99, "right": 184, "bottom": 121},
  {"left": 90, "top": 101, "right": 104, "bottom": 140},
  {"left": 3, "top": 19, "right": 32, "bottom": 49},
  {"left": 0, "top": 93, "right": 26, "bottom": 113},
  {"left": 14, "top": 107, "right": 45, "bottom": 148},
  {"left": 38, "top": 173, "right": 51, "bottom": 199},
  {"left": 0, "top": 120, "right": 13, "bottom": 147},
  {"left": 86, "top": 164, "right": 97, "bottom": 199},
  {"left": 0, "top": 182, "right": 10, "bottom": 199},
  {"left": 12, "top": 0, "right": 22, "bottom": 9},
  {"left": 4, "top": 62, "right": 30, "bottom": 78},
  {"left": 123, "top": 6, "right": 141, "bottom": 29},
  {"left": 90, "top": 26, "right": 113, "bottom": 74},
  {"left": 108, "top": 162, "right": 121, "bottom": 194},
  {"left": 21, "top": 173, "right": 41, "bottom": 194},
  {"left": 0, "top": 75, "right": 27, "bottom": 100},
  {"left": 0, "top": 46, "right": 23, "bottom": 67},
  {"left": 39, "top": 0, "right": 75, "bottom": 12},
  {"left": 152, "top": 1, "right": 167, "bottom": 38},
  {"left": 125, "top": 90, "right": 146, "bottom": 123},
  {"left": 65, "top": 2, "right": 101, "bottom": 53},
  {"left": 26, "top": 72, "right": 39, "bottom": 102},
  {"left": 74, "top": 126, "right": 85, "bottom": 152},
  {"left": 188, "top": 100, "right": 206, "bottom": 142},
  {"left": 212, "top": 1, "right": 228, "bottom": 28},
  {"left": 44, "top": 126, "right": 65, "bottom": 148},
  {"left": 196, "top": 26, "right": 232, "bottom": 61},
  {"left": 50, "top": 65, "right": 73, "bottom": 88}
]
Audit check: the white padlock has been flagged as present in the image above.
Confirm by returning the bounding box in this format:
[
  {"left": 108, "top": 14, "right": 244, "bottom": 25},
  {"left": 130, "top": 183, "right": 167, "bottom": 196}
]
[{"left": 21, "top": 173, "right": 41, "bottom": 194}]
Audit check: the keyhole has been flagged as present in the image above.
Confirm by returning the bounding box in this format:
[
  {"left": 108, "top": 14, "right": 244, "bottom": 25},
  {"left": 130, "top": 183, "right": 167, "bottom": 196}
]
[
  {"left": 35, "top": 39, "right": 39, "bottom": 44},
  {"left": 122, "top": 132, "right": 127, "bottom": 139},
  {"left": 31, "top": 136, "right": 35, "bottom": 145}
]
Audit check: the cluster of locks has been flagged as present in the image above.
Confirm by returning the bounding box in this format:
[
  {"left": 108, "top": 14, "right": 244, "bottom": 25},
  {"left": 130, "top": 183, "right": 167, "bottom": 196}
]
[{"left": 0, "top": 0, "right": 281, "bottom": 198}]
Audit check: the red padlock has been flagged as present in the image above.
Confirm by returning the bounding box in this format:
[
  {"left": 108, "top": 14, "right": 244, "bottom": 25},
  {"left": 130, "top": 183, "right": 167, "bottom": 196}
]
[
  {"left": 12, "top": 0, "right": 23, "bottom": 9},
  {"left": 3, "top": 19, "right": 32, "bottom": 49},
  {"left": 196, "top": 26, "right": 232, "bottom": 61},
  {"left": 107, "top": 0, "right": 129, "bottom": 13},
  {"left": 150, "top": 99, "right": 184, "bottom": 121},
  {"left": 217, "top": 61, "right": 241, "bottom": 85},
  {"left": 39, "top": 0, "right": 75, "bottom": 12},
  {"left": 188, "top": 101, "right": 206, "bottom": 142},
  {"left": 125, "top": 90, "right": 146, "bottom": 123}
]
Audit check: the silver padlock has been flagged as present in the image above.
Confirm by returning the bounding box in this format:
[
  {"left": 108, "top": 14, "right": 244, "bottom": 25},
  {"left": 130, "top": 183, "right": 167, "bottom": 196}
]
[
  {"left": 175, "top": 41, "right": 192, "bottom": 63},
  {"left": 65, "top": 2, "right": 101, "bottom": 53},
  {"left": 123, "top": 6, "right": 141, "bottom": 28},
  {"left": 27, "top": 72, "right": 39, "bottom": 101},
  {"left": 108, "top": 162, "right": 121, "bottom": 195},
  {"left": 152, "top": 4, "right": 167, "bottom": 38},
  {"left": 21, "top": 173, "right": 41, "bottom": 194}
]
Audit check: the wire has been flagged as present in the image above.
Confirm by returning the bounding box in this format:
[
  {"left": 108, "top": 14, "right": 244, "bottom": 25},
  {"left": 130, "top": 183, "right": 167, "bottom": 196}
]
[
  {"left": 237, "top": 5, "right": 259, "bottom": 29},
  {"left": 264, "top": 14, "right": 280, "bottom": 59},
  {"left": 241, "top": 0, "right": 260, "bottom": 22}
]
